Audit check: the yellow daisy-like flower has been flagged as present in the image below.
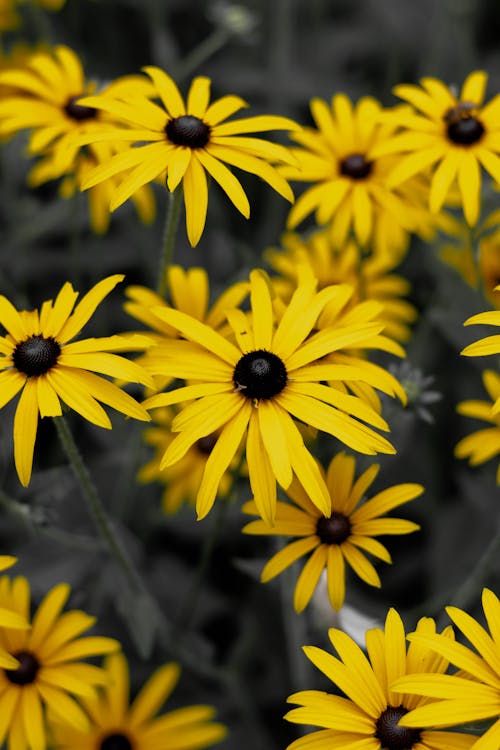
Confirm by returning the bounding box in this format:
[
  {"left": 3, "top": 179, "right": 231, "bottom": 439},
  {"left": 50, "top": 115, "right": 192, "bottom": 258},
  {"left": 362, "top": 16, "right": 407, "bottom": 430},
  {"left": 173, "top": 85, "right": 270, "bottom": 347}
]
[
  {"left": 375, "top": 70, "right": 500, "bottom": 226},
  {"left": 243, "top": 451, "right": 422, "bottom": 612},
  {"left": 51, "top": 651, "right": 227, "bottom": 750},
  {"left": 0, "top": 45, "right": 156, "bottom": 233},
  {"left": 138, "top": 407, "right": 237, "bottom": 514},
  {"left": 455, "top": 370, "right": 500, "bottom": 483},
  {"left": 393, "top": 588, "right": 500, "bottom": 750},
  {"left": 74, "top": 66, "right": 299, "bottom": 246},
  {"left": 141, "top": 269, "right": 400, "bottom": 524},
  {"left": 0, "top": 274, "right": 153, "bottom": 487},
  {"left": 0, "top": 576, "right": 120, "bottom": 750},
  {"left": 285, "top": 608, "right": 475, "bottom": 750},
  {"left": 267, "top": 230, "right": 418, "bottom": 343},
  {"left": 280, "top": 94, "right": 422, "bottom": 254},
  {"left": 461, "top": 285, "right": 500, "bottom": 359}
]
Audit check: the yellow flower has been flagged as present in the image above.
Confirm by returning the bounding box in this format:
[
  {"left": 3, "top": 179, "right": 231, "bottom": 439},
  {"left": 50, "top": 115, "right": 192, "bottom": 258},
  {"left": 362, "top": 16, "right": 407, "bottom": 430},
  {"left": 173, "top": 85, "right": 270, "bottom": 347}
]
[
  {"left": 455, "top": 370, "right": 500, "bottom": 483},
  {"left": 138, "top": 407, "right": 237, "bottom": 514},
  {"left": 267, "top": 230, "right": 418, "bottom": 343},
  {"left": 0, "top": 0, "right": 20, "bottom": 31},
  {"left": 393, "top": 588, "right": 500, "bottom": 749},
  {"left": 51, "top": 652, "right": 227, "bottom": 750},
  {"left": 243, "top": 451, "right": 421, "bottom": 612},
  {"left": 74, "top": 67, "right": 299, "bottom": 246},
  {"left": 280, "top": 94, "right": 422, "bottom": 255},
  {"left": 0, "top": 576, "right": 119, "bottom": 750},
  {"left": 0, "top": 45, "right": 156, "bottom": 233},
  {"left": 142, "top": 269, "right": 400, "bottom": 525},
  {"left": 285, "top": 608, "right": 474, "bottom": 750},
  {"left": 375, "top": 71, "right": 500, "bottom": 226},
  {"left": 0, "top": 274, "right": 153, "bottom": 486}
]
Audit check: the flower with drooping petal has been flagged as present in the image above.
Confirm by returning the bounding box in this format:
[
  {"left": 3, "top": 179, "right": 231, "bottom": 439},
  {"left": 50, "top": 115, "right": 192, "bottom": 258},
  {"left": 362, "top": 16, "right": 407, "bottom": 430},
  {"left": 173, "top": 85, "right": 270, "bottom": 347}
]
[
  {"left": 374, "top": 70, "right": 500, "bottom": 226},
  {"left": 0, "top": 274, "right": 153, "bottom": 486},
  {"left": 51, "top": 652, "right": 227, "bottom": 750},
  {"left": 393, "top": 588, "right": 500, "bottom": 750},
  {"left": 0, "top": 575, "right": 119, "bottom": 750},
  {"left": 141, "top": 268, "right": 401, "bottom": 525},
  {"left": 243, "top": 451, "right": 422, "bottom": 612},
  {"left": 73, "top": 66, "right": 299, "bottom": 245},
  {"left": 284, "top": 608, "right": 475, "bottom": 750}
]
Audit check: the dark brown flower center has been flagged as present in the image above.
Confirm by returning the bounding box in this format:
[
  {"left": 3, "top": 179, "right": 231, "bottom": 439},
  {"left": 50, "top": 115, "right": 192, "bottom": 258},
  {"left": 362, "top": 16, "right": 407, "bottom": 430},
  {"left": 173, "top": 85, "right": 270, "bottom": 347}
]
[
  {"left": 233, "top": 350, "right": 288, "bottom": 400},
  {"left": 316, "top": 512, "right": 351, "bottom": 544},
  {"left": 340, "top": 153, "right": 373, "bottom": 179},
  {"left": 165, "top": 115, "right": 211, "bottom": 148},
  {"left": 65, "top": 95, "right": 98, "bottom": 121},
  {"left": 100, "top": 734, "right": 134, "bottom": 750},
  {"left": 5, "top": 651, "right": 40, "bottom": 685},
  {"left": 375, "top": 706, "right": 422, "bottom": 750},
  {"left": 196, "top": 434, "right": 219, "bottom": 455},
  {"left": 444, "top": 103, "right": 484, "bottom": 145},
  {"left": 13, "top": 335, "right": 61, "bottom": 376}
]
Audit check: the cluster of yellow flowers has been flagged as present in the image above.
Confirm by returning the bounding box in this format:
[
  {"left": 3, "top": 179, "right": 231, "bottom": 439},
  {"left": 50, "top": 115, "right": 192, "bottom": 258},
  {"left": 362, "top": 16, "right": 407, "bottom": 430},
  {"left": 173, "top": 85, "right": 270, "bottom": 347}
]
[
  {"left": 0, "top": 30, "right": 500, "bottom": 750},
  {"left": 0, "top": 557, "right": 226, "bottom": 750}
]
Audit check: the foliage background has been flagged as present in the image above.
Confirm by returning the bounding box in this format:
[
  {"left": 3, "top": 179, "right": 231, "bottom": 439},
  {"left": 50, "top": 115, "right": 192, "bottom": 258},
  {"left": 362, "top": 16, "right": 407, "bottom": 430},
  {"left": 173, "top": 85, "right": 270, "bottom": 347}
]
[{"left": 1, "top": 1, "right": 500, "bottom": 748}]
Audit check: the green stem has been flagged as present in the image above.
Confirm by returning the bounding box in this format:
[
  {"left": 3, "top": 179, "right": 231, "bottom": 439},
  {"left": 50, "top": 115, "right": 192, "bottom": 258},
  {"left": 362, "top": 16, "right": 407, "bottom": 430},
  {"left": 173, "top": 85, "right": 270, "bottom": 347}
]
[
  {"left": 174, "top": 27, "right": 230, "bottom": 81},
  {"left": 156, "top": 186, "right": 183, "bottom": 297},
  {"left": 174, "top": 494, "right": 230, "bottom": 633},
  {"left": 53, "top": 415, "right": 143, "bottom": 592}
]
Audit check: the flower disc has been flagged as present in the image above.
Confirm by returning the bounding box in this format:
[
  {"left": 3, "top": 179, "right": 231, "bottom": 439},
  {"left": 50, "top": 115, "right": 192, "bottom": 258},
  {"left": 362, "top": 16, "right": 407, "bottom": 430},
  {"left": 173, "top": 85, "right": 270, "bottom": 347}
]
[{"left": 233, "top": 349, "right": 288, "bottom": 399}]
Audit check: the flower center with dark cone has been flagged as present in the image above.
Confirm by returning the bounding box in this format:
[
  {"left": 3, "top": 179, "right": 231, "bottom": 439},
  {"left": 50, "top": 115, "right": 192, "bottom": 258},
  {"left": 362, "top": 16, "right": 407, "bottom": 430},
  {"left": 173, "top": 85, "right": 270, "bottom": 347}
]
[
  {"left": 5, "top": 651, "right": 40, "bottom": 685},
  {"left": 165, "top": 115, "right": 211, "bottom": 148},
  {"left": 196, "top": 434, "right": 219, "bottom": 455},
  {"left": 340, "top": 153, "right": 373, "bottom": 179},
  {"left": 13, "top": 335, "right": 61, "bottom": 376},
  {"left": 444, "top": 103, "right": 484, "bottom": 145},
  {"left": 375, "top": 706, "right": 422, "bottom": 750},
  {"left": 100, "top": 734, "right": 134, "bottom": 750},
  {"left": 65, "top": 95, "right": 98, "bottom": 121},
  {"left": 233, "top": 350, "right": 288, "bottom": 400},
  {"left": 316, "top": 512, "right": 351, "bottom": 544}
]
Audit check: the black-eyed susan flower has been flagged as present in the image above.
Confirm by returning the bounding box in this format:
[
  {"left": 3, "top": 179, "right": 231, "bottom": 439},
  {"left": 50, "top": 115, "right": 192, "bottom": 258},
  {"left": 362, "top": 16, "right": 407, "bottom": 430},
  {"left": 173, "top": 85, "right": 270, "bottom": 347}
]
[
  {"left": 393, "top": 588, "right": 500, "bottom": 749},
  {"left": 0, "top": 45, "right": 156, "bottom": 233},
  {"left": 279, "top": 94, "right": 422, "bottom": 255},
  {"left": 74, "top": 67, "right": 299, "bottom": 246},
  {"left": 375, "top": 71, "right": 500, "bottom": 226},
  {"left": 141, "top": 269, "right": 401, "bottom": 524},
  {"left": 243, "top": 451, "right": 422, "bottom": 612},
  {"left": 0, "top": 576, "right": 119, "bottom": 750},
  {"left": 461, "top": 287, "right": 500, "bottom": 360},
  {"left": 0, "top": 274, "right": 153, "bottom": 487},
  {"left": 455, "top": 370, "right": 500, "bottom": 483},
  {"left": 138, "top": 407, "right": 238, "bottom": 514},
  {"left": 266, "top": 230, "right": 418, "bottom": 344},
  {"left": 51, "top": 651, "right": 227, "bottom": 750},
  {"left": 285, "top": 608, "right": 475, "bottom": 750}
]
